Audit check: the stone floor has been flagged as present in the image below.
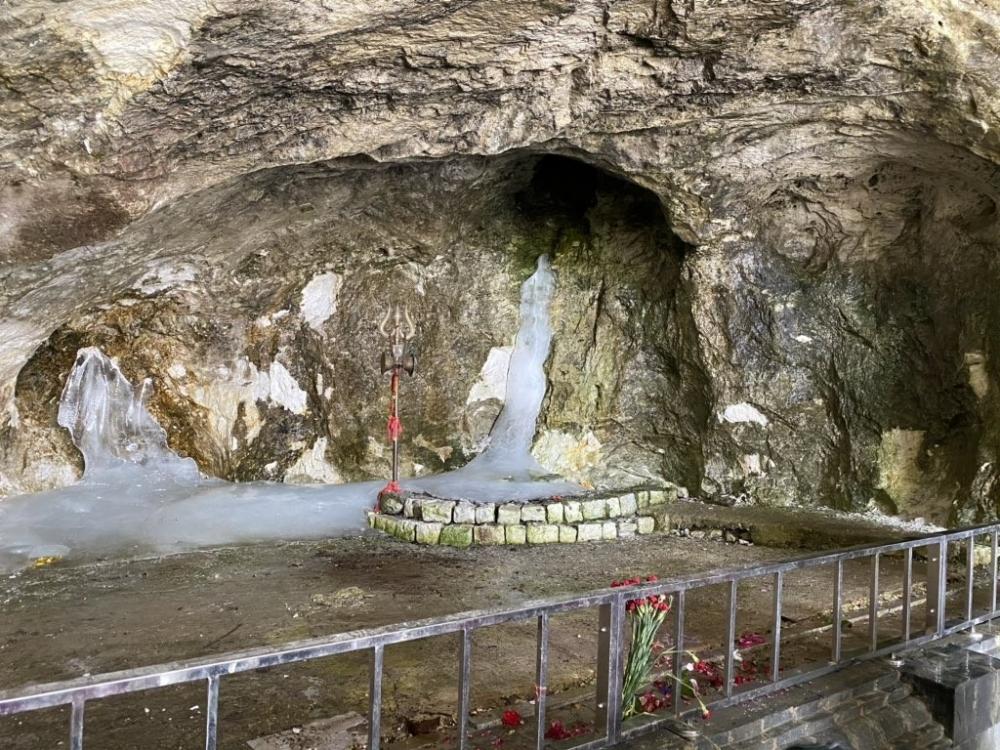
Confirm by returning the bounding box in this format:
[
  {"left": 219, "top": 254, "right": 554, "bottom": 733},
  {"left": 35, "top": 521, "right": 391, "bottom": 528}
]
[{"left": 0, "top": 526, "right": 984, "bottom": 749}]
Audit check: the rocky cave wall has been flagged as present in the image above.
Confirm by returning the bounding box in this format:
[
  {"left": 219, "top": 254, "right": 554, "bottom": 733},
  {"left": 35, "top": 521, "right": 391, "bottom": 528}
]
[{"left": 2, "top": 0, "right": 1000, "bottom": 524}]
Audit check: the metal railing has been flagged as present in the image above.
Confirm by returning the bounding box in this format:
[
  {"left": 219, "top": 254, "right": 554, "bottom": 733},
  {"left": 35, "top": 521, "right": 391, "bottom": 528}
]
[{"left": 2, "top": 521, "right": 999, "bottom": 750}]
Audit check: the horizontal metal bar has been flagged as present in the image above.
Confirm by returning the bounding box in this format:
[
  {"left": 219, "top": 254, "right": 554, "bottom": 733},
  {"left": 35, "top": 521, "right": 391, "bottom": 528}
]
[{"left": 4, "top": 520, "right": 1000, "bottom": 719}]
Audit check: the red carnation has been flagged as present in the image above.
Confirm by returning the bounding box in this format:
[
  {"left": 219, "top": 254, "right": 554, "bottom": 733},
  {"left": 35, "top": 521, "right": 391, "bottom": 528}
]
[{"left": 501, "top": 709, "right": 523, "bottom": 727}]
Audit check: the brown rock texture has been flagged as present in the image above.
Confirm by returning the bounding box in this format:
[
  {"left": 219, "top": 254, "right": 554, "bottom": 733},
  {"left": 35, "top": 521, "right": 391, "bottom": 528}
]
[{"left": 1, "top": 0, "right": 999, "bottom": 524}]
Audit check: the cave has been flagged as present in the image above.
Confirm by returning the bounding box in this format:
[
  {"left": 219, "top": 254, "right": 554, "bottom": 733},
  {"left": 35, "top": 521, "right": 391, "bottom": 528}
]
[{"left": 3, "top": 2, "right": 1000, "bottom": 748}]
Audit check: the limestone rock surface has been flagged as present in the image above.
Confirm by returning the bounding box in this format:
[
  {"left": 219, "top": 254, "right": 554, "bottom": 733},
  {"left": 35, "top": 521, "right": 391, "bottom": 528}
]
[{"left": 1, "top": 0, "right": 1000, "bottom": 524}]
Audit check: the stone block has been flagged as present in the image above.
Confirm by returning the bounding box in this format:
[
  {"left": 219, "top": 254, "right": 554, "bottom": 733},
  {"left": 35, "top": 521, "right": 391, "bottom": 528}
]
[
  {"left": 505, "top": 525, "right": 527, "bottom": 545},
  {"left": 648, "top": 490, "right": 668, "bottom": 506},
  {"left": 647, "top": 509, "right": 671, "bottom": 531},
  {"left": 546, "top": 503, "right": 564, "bottom": 524},
  {"left": 389, "top": 517, "right": 416, "bottom": 542},
  {"left": 421, "top": 499, "right": 455, "bottom": 523},
  {"left": 521, "top": 504, "right": 547, "bottom": 523},
  {"left": 577, "top": 523, "right": 603, "bottom": 542},
  {"left": 403, "top": 496, "right": 418, "bottom": 518},
  {"left": 497, "top": 503, "right": 521, "bottom": 525},
  {"left": 475, "top": 504, "right": 496, "bottom": 524},
  {"left": 618, "top": 521, "right": 637, "bottom": 538},
  {"left": 636, "top": 516, "right": 655, "bottom": 535},
  {"left": 475, "top": 525, "right": 506, "bottom": 545},
  {"left": 602, "top": 521, "right": 618, "bottom": 540},
  {"left": 582, "top": 498, "right": 607, "bottom": 520},
  {"left": 619, "top": 493, "right": 637, "bottom": 516},
  {"left": 439, "top": 524, "right": 473, "bottom": 548},
  {"left": 637, "top": 491, "right": 650, "bottom": 510},
  {"left": 415, "top": 522, "right": 443, "bottom": 545},
  {"left": 381, "top": 494, "right": 404, "bottom": 515},
  {"left": 606, "top": 497, "right": 622, "bottom": 518},
  {"left": 373, "top": 513, "right": 388, "bottom": 532},
  {"left": 675, "top": 485, "right": 689, "bottom": 499},
  {"left": 558, "top": 525, "right": 577, "bottom": 543},
  {"left": 453, "top": 501, "right": 476, "bottom": 524},
  {"left": 563, "top": 501, "right": 583, "bottom": 523},
  {"left": 367, "top": 512, "right": 376, "bottom": 528},
  {"left": 527, "top": 524, "right": 560, "bottom": 544}
]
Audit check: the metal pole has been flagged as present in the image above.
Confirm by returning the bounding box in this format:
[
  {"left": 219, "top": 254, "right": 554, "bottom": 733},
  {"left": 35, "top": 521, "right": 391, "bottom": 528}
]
[
  {"left": 926, "top": 539, "right": 947, "bottom": 635},
  {"left": 205, "top": 675, "right": 219, "bottom": 750},
  {"left": 535, "top": 614, "right": 549, "bottom": 750}
]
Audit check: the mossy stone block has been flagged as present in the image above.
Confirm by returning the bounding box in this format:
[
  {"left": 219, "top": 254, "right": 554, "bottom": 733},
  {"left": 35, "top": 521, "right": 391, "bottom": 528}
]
[
  {"left": 404, "top": 497, "right": 418, "bottom": 518},
  {"left": 415, "top": 522, "right": 443, "bottom": 545},
  {"left": 602, "top": 521, "right": 618, "bottom": 540},
  {"left": 421, "top": 499, "right": 456, "bottom": 523},
  {"left": 637, "top": 491, "right": 650, "bottom": 510},
  {"left": 606, "top": 497, "right": 622, "bottom": 518},
  {"left": 546, "top": 503, "right": 564, "bottom": 524},
  {"left": 381, "top": 494, "right": 404, "bottom": 515},
  {"left": 563, "top": 501, "right": 583, "bottom": 524},
  {"left": 619, "top": 494, "right": 637, "bottom": 516},
  {"left": 636, "top": 516, "right": 655, "bottom": 534},
  {"left": 527, "top": 524, "right": 559, "bottom": 544},
  {"left": 475, "top": 525, "right": 506, "bottom": 545},
  {"left": 505, "top": 525, "right": 527, "bottom": 545},
  {"left": 521, "top": 505, "right": 546, "bottom": 523},
  {"left": 390, "top": 518, "right": 417, "bottom": 542},
  {"left": 582, "top": 499, "right": 607, "bottom": 520},
  {"left": 648, "top": 490, "right": 669, "bottom": 506},
  {"left": 558, "top": 525, "right": 577, "bottom": 543},
  {"left": 366, "top": 512, "right": 377, "bottom": 528},
  {"left": 577, "top": 523, "right": 603, "bottom": 542},
  {"left": 618, "top": 521, "right": 637, "bottom": 538},
  {"left": 453, "top": 501, "right": 476, "bottom": 524},
  {"left": 497, "top": 504, "right": 521, "bottom": 525},
  {"left": 440, "top": 524, "right": 473, "bottom": 548}
]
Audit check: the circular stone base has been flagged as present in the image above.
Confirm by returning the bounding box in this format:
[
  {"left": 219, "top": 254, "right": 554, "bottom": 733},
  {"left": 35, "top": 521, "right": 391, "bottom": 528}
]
[{"left": 368, "top": 485, "right": 687, "bottom": 546}]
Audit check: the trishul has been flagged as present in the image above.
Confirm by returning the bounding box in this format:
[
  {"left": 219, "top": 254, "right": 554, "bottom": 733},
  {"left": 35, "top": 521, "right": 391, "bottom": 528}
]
[{"left": 377, "top": 304, "right": 416, "bottom": 509}]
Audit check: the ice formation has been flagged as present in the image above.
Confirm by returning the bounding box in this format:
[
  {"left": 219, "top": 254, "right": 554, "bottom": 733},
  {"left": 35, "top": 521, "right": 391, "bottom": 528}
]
[{"left": 0, "top": 256, "right": 579, "bottom": 571}]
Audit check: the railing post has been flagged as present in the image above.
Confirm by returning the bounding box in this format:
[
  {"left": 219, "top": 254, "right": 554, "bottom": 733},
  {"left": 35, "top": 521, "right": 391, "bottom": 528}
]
[
  {"left": 457, "top": 628, "right": 472, "bottom": 750},
  {"left": 966, "top": 538, "right": 975, "bottom": 623},
  {"left": 672, "top": 590, "right": 685, "bottom": 717},
  {"left": 534, "top": 613, "right": 549, "bottom": 750},
  {"left": 595, "top": 598, "right": 624, "bottom": 743},
  {"left": 70, "top": 695, "right": 85, "bottom": 750},
  {"left": 369, "top": 646, "right": 384, "bottom": 750},
  {"left": 902, "top": 547, "right": 913, "bottom": 642},
  {"left": 832, "top": 560, "right": 843, "bottom": 663},
  {"left": 926, "top": 539, "right": 947, "bottom": 635},
  {"left": 992, "top": 529, "right": 999, "bottom": 615},
  {"left": 771, "top": 572, "right": 783, "bottom": 682},
  {"left": 868, "top": 554, "right": 880, "bottom": 652},
  {"left": 205, "top": 675, "right": 220, "bottom": 750},
  {"left": 724, "top": 580, "right": 737, "bottom": 697}
]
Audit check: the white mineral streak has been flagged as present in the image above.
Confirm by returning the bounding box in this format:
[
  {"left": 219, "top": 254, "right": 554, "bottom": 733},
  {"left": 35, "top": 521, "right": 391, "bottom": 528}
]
[
  {"left": 0, "top": 256, "right": 580, "bottom": 571},
  {"left": 718, "top": 403, "right": 770, "bottom": 427},
  {"left": 265, "top": 361, "right": 308, "bottom": 414},
  {"left": 300, "top": 272, "right": 342, "bottom": 332},
  {"left": 66, "top": 0, "right": 217, "bottom": 114},
  {"left": 465, "top": 346, "right": 513, "bottom": 404},
  {"left": 284, "top": 438, "right": 343, "bottom": 484}
]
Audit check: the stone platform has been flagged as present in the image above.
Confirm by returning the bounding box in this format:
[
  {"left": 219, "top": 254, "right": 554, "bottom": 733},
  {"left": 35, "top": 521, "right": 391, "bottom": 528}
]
[{"left": 366, "top": 485, "right": 686, "bottom": 547}]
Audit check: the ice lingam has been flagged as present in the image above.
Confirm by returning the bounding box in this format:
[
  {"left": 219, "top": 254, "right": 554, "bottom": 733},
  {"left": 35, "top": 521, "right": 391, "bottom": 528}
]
[{"left": 0, "top": 256, "right": 580, "bottom": 571}]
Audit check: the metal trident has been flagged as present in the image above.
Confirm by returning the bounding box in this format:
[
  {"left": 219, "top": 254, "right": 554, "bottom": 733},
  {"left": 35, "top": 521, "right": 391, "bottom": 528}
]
[{"left": 377, "top": 304, "right": 416, "bottom": 509}]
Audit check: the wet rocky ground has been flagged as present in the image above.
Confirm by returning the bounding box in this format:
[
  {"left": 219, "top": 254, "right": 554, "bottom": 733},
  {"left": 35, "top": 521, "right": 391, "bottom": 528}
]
[{"left": 0, "top": 529, "right": 976, "bottom": 749}]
